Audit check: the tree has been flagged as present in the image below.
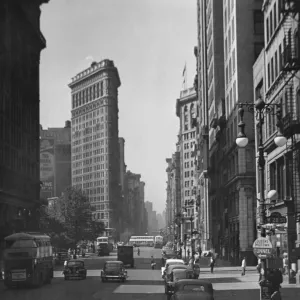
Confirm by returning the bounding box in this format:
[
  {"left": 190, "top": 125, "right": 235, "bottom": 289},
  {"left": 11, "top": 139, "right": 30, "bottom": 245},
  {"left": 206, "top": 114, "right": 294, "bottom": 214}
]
[
  {"left": 59, "top": 186, "right": 105, "bottom": 246},
  {"left": 39, "top": 204, "right": 72, "bottom": 250}
]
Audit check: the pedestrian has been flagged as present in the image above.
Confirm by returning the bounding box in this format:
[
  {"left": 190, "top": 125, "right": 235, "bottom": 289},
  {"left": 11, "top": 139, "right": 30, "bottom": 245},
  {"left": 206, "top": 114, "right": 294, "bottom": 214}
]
[
  {"left": 241, "top": 257, "right": 246, "bottom": 276},
  {"left": 150, "top": 256, "right": 156, "bottom": 270},
  {"left": 209, "top": 256, "right": 215, "bottom": 273},
  {"left": 282, "top": 254, "right": 288, "bottom": 275},
  {"left": 257, "top": 259, "right": 262, "bottom": 282},
  {"left": 137, "top": 247, "right": 140, "bottom": 256},
  {"left": 187, "top": 248, "right": 190, "bottom": 259}
]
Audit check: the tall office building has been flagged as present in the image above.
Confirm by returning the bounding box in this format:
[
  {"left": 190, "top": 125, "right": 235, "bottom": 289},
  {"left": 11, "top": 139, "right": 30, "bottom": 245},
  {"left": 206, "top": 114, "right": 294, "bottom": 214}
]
[
  {"left": 68, "top": 59, "right": 122, "bottom": 234},
  {"left": 195, "top": 0, "right": 264, "bottom": 264},
  {"left": 195, "top": 0, "right": 225, "bottom": 252}
]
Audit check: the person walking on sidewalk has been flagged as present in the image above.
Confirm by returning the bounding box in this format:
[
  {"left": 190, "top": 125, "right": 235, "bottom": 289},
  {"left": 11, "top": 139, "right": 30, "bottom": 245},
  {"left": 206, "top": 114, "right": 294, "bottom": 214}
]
[
  {"left": 209, "top": 256, "right": 215, "bottom": 273},
  {"left": 241, "top": 257, "right": 246, "bottom": 276}
]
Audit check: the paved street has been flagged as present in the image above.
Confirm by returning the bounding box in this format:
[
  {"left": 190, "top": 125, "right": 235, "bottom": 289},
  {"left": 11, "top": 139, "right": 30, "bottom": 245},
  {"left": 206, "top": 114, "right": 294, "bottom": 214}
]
[{"left": 1, "top": 247, "right": 299, "bottom": 300}]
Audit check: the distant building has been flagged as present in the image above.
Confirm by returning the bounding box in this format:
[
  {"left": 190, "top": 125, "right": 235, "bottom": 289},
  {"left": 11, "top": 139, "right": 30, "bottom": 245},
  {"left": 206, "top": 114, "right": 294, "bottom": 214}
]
[
  {"left": 40, "top": 121, "right": 71, "bottom": 200},
  {"left": 176, "top": 87, "right": 197, "bottom": 239},
  {"left": 145, "top": 201, "right": 159, "bottom": 235}
]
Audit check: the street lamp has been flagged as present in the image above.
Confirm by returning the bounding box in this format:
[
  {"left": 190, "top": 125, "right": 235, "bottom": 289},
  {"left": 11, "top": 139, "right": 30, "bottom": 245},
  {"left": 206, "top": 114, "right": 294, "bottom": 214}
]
[{"left": 236, "top": 98, "right": 287, "bottom": 281}]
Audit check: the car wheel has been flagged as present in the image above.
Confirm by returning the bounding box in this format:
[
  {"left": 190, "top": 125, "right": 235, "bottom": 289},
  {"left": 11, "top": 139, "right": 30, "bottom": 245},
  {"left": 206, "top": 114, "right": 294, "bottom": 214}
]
[{"left": 101, "top": 278, "right": 105, "bottom": 282}]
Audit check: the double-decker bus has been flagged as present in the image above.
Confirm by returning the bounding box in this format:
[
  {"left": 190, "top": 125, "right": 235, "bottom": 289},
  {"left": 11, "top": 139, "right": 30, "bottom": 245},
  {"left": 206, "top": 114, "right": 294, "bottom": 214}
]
[
  {"left": 154, "top": 236, "right": 163, "bottom": 249},
  {"left": 3, "top": 232, "right": 53, "bottom": 288},
  {"left": 128, "top": 236, "right": 154, "bottom": 247}
]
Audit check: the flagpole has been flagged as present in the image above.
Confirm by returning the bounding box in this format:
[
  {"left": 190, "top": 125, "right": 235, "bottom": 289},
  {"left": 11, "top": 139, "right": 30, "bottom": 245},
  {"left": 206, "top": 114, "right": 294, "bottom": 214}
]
[{"left": 184, "top": 62, "right": 187, "bottom": 90}]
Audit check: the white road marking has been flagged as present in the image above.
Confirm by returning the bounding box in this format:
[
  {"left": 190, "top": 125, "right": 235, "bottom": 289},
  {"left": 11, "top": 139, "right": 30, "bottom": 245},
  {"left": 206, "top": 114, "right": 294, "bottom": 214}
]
[{"left": 114, "top": 285, "right": 164, "bottom": 294}]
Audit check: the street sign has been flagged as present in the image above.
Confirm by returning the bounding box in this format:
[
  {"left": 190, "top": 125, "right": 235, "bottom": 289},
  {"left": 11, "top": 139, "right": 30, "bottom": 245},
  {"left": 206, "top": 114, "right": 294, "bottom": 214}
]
[
  {"left": 266, "top": 212, "right": 286, "bottom": 224},
  {"left": 253, "top": 237, "right": 273, "bottom": 259}
]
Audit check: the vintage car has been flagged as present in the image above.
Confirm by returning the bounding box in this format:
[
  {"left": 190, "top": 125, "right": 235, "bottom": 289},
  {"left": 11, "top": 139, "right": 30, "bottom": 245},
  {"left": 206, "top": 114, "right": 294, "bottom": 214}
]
[
  {"left": 63, "top": 260, "right": 87, "bottom": 280},
  {"left": 170, "top": 291, "right": 214, "bottom": 300},
  {"left": 164, "top": 265, "right": 191, "bottom": 294},
  {"left": 163, "top": 249, "right": 178, "bottom": 260},
  {"left": 172, "top": 279, "right": 214, "bottom": 300},
  {"left": 162, "top": 259, "right": 185, "bottom": 278},
  {"left": 166, "top": 269, "right": 194, "bottom": 299},
  {"left": 101, "top": 261, "right": 127, "bottom": 282}
]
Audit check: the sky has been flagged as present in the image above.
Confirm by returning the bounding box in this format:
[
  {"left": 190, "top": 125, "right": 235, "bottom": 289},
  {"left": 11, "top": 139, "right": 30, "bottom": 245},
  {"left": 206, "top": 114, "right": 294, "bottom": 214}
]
[{"left": 40, "top": 0, "right": 197, "bottom": 214}]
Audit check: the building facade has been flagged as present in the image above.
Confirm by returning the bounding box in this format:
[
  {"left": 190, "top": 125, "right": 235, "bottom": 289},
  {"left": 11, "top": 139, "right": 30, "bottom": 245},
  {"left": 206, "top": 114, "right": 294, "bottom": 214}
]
[
  {"left": 195, "top": 0, "right": 264, "bottom": 264},
  {"left": 0, "top": 0, "right": 50, "bottom": 255},
  {"left": 145, "top": 201, "right": 159, "bottom": 235},
  {"left": 40, "top": 121, "right": 71, "bottom": 200},
  {"left": 252, "top": 0, "right": 300, "bottom": 260},
  {"left": 165, "top": 150, "right": 181, "bottom": 240},
  {"left": 69, "top": 59, "right": 122, "bottom": 235},
  {"left": 176, "top": 87, "right": 198, "bottom": 243}
]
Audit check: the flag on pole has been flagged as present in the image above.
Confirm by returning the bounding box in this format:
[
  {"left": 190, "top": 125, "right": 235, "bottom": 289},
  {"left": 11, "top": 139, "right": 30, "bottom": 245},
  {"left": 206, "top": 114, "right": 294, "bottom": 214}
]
[{"left": 182, "top": 62, "right": 187, "bottom": 90}]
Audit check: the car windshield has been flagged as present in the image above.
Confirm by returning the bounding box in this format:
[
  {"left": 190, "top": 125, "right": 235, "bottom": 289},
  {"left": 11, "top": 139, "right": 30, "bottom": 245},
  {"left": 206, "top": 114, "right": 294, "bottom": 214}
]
[
  {"left": 183, "top": 285, "right": 206, "bottom": 292},
  {"left": 105, "top": 263, "right": 121, "bottom": 270},
  {"left": 168, "top": 261, "right": 183, "bottom": 267},
  {"left": 173, "top": 271, "right": 189, "bottom": 280},
  {"left": 67, "top": 261, "right": 84, "bottom": 267}
]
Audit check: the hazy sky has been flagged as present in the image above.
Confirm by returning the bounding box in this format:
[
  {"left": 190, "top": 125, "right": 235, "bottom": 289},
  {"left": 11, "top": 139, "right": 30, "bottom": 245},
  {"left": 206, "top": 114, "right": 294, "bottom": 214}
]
[{"left": 40, "top": 0, "right": 197, "bottom": 214}]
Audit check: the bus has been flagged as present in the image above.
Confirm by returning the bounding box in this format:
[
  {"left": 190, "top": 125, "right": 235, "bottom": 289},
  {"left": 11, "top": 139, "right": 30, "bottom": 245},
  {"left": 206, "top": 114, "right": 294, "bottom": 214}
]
[
  {"left": 154, "top": 236, "right": 163, "bottom": 249},
  {"left": 128, "top": 236, "right": 154, "bottom": 247},
  {"left": 96, "top": 236, "right": 114, "bottom": 252},
  {"left": 2, "top": 232, "right": 53, "bottom": 288}
]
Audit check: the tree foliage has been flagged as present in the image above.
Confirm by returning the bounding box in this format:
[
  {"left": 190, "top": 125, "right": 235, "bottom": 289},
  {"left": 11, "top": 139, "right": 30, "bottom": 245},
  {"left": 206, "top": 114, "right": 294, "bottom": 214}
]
[{"left": 40, "top": 186, "right": 105, "bottom": 248}]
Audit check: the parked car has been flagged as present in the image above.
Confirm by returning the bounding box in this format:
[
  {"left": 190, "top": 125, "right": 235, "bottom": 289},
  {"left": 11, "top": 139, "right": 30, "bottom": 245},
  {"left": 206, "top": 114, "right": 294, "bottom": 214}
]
[
  {"left": 164, "top": 265, "right": 190, "bottom": 294},
  {"left": 170, "top": 291, "right": 214, "bottom": 300},
  {"left": 166, "top": 269, "right": 194, "bottom": 299},
  {"left": 63, "top": 260, "right": 87, "bottom": 280},
  {"left": 172, "top": 279, "right": 214, "bottom": 300},
  {"left": 101, "top": 261, "right": 128, "bottom": 282},
  {"left": 162, "top": 259, "right": 185, "bottom": 278}
]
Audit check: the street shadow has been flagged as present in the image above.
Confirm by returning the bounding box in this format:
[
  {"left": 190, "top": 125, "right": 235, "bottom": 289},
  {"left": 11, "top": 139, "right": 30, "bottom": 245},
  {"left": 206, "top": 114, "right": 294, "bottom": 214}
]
[{"left": 122, "top": 280, "right": 164, "bottom": 285}]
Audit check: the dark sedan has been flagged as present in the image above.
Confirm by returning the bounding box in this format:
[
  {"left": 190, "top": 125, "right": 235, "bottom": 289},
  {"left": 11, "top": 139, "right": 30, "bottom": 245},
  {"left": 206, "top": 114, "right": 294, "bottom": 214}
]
[
  {"left": 164, "top": 265, "right": 191, "bottom": 294},
  {"left": 63, "top": 260, "right": 87, "bottom": 280},
  {"left": 101, "top": 261, "right": 128, "bottom": 282},
  {"left": 173, "top": 279, "right": 214, "bottom": 300}
]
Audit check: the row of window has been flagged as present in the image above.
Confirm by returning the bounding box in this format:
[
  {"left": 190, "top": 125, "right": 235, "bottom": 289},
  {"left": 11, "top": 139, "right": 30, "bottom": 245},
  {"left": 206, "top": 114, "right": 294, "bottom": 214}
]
[
  {"left": 71, "top": 79, "right": 111, "bottom": 109},
  {"left": 72, "top": 107, "right": 109, "bottom": 124},
  {"left": 184, "top": 161, "right": 194, "bottom": 170},
  {"left": 93, "top": 212, "right": 110, "bottom": 221},
  {"left": 265, "top": 0, "right": 282, "bottom": 45},
  {"left": 182, "top": 132, "right": 196, "bottom": 141},
  {"left": 184, "top": 180, "right": 194, "bottom": 188}
]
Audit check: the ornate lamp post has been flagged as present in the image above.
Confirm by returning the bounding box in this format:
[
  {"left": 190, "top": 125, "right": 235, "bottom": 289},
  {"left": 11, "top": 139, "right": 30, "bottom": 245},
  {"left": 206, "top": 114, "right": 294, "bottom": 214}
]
[{"left": 236, "top": 98, "right": 287, "bottom": 282}]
